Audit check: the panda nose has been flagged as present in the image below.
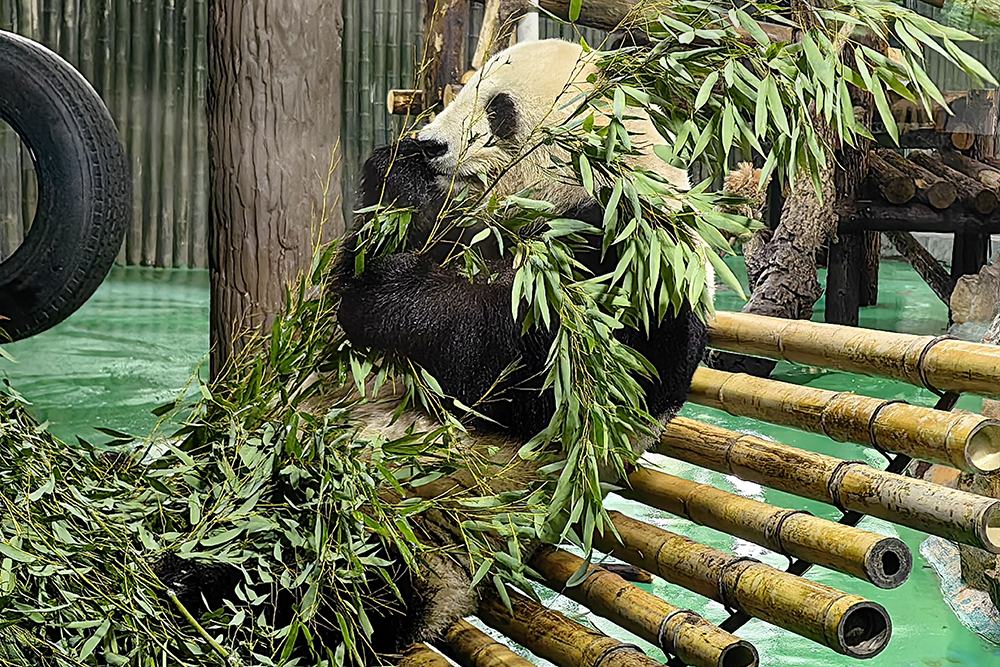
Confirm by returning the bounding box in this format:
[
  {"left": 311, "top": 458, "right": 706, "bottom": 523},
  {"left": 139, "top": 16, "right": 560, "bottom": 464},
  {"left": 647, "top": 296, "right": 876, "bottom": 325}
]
[{"left": 418, "top": 139, "right": 448, "bottom": 159}]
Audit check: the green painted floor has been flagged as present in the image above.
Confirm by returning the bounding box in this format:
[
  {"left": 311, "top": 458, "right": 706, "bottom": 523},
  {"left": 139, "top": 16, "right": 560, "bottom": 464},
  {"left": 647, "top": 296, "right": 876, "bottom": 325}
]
[{"left": 2, "top": 260, "right": 1000, "bottom": 666}]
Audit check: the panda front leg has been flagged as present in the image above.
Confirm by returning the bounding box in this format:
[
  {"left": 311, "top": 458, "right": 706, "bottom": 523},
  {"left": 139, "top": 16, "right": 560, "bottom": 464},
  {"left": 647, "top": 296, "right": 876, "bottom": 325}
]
[{"left": 336, "top": 251, "right": 557, "bottom": 439}]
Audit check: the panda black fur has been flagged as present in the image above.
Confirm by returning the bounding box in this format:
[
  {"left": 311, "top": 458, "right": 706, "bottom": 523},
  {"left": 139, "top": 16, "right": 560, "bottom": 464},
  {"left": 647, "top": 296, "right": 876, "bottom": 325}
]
[{"left": 334, "top": 39, "right": 711, "bottom": 651}]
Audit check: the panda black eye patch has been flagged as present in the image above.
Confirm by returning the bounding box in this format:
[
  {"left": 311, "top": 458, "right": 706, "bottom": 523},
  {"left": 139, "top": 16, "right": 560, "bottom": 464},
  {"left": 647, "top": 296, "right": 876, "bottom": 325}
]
[{"left": 486, "top": 92, "right": 518, "bottom": 142}]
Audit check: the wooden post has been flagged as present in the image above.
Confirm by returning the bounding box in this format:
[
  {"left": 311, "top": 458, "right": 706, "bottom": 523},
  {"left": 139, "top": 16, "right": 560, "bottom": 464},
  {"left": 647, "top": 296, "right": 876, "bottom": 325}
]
[
  {"left": 208, "top": 0, "right": 345, "bottom": 378},
  {"left": 825, "top": 230, "right": 862, "bottom": 326},
  {"left": 423, "top": 0, "right": 469, "bottom": 109}
]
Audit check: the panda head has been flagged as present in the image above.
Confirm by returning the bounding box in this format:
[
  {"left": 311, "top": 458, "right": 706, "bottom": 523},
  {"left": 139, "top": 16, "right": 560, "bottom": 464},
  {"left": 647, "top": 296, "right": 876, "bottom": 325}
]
[{"left": 359, "top": 39, "right": 688, "bottom": 251}]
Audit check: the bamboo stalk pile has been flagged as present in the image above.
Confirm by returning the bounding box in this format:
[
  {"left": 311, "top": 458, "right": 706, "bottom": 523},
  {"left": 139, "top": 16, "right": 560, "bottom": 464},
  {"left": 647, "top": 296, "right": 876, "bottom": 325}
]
[{"left": 443, "top": 310, "right": 1000, "bottom": 667}]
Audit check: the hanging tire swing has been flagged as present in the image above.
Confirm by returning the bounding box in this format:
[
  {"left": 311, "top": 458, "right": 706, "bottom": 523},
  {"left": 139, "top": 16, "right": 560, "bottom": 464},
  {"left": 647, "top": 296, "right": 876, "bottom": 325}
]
[{"left": 0, "top": 30, "right": 130, "bottom": 343}]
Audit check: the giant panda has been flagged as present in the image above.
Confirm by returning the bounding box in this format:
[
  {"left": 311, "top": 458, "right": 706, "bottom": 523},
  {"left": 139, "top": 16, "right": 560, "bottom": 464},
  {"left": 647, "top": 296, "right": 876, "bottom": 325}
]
[{"left": 332, "top": 38, "right": 712, "bottom": 653}]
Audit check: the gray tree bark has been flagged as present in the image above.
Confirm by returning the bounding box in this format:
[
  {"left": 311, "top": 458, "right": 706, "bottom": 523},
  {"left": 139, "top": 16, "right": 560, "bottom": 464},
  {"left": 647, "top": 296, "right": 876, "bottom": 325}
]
[{"left": 208, "top": 1, "right": 344, "bottom": 377}]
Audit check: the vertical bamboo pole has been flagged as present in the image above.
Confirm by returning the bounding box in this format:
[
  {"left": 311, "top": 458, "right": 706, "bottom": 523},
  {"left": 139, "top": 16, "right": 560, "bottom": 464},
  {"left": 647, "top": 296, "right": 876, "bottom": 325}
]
[
  {"left": 388, "top": 0, "right": 402, "bottom": 138},
  {"left": 530, "top": 547, "right": 759, "bottom": 667},
  {"left": 479, "top": 587, "right": 665, "bottom": 667},
  {"left": 62, "top": 0, "right": 78, "bottom": 64},
  {"left": 127, "top": 0, "right": 148, "bottom": 265},
  {"left": 113, "top": 0, "right": 130, "bottom": 265},
  {"left": 360, "top": 0, "right": 375, "bottom": 163},
  {"left": 439, "top": 619, "right": 536, "bottom": 667},
  {"left": 175, "top": 0, "right": 193, "bottom": 267},
  {"left": 144, "top": 0, "right": 164, "bottom": 266},
  {"left": 98, "top": 0, "right": 114, "bottom": 99},
  {"left": 0, "top": 122, "right": 21, "bottom": 262},
  {"left": 77, "top": 0, "right": 95, "bottom": 85},
  {"left": 342, "top": 0, "right": 358, "bottom": 217},
  {"left": 159, "top": 0, "right": 177, "bottom": 267},
  {"left": 42, "top": 0, "right": 60, "bottom": 51},
  {"left": 374, "top": 0, "right": 388, "bottom": 146},
  {"left": 191, "top": 0, "right": 208, "bottom": 268}
]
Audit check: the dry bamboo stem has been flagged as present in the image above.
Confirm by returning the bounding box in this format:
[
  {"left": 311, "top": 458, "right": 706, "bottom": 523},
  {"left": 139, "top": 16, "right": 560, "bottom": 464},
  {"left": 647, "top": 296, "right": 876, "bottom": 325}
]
[
  {"left": 689, "top": 366, "right": 1000, "bottom": 473},
  {"left": 529, "top": 547, "right": 758, "bottom": 667},
  {"left": 478, "top": 587, "right": 661, "bottom": 667},
  {"left": 621, "top": 466, "right": 912, "bottom": 588},
  {"left": 595, "top": 512, "right": 891, "bottom": 659},
  {"left": 707, "top": 310, "right": 1000, "bottom": 399},
  {"left": 440, "top": 619, "right": 535, "bottom": 667},
  {"left": 659, "top": 417, "right": 1000, "bottom": 553},
  {"left": 399, "top": 643, "right": 454, "bottom": 667}
]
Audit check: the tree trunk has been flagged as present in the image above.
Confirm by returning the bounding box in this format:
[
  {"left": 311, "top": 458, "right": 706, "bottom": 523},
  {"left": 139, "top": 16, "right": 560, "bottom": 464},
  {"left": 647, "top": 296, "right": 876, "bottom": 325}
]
[
  {"left": 208, "top": 1, "right": 345, "bottom": 378},
  {"left": 423, "top": 0, "right": 469, "bottom": 109}
]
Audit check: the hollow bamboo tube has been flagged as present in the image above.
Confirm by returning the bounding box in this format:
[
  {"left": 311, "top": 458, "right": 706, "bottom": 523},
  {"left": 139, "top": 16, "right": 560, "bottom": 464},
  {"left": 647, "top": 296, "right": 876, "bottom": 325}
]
[
  {"left": 594, "top": 512, "right": 891, "bottom": 659},
  {"left": 478, "top": 587, "right": 661, "bottom": 667},
  {"left": 689, "top": 366, "right": 1000, "bottom": 473},
  {"left": 659, "top": 417, "right": 1000, "bottom": 553},
  {"left": 529, "top": 547, "right": 758, "bottom": 667},
  {"left": 621, "top": 467, "right": 911, "bottom": 588},
  {"left": 440, "top": 619, "right": 535, "bottom": 667},
  {"left": 399, "top": 643, "right": 454, "bottom": 667},
  {"left": 707, "top": 311, "right": 1000, "bottom": 399}
]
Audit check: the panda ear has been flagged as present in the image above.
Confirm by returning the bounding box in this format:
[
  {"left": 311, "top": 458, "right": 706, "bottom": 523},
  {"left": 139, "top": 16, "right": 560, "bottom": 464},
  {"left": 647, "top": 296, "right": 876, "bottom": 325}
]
[{"left": 486, "top": 92, "right": 519, "bottom": 142}]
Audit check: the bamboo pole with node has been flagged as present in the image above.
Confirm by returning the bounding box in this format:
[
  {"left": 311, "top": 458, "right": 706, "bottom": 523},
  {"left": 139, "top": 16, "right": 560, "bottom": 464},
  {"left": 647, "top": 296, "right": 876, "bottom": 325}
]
[
  {"left": 593, "top": 512, "right": 892, "bottom": 659},
  {"left": 399, "top": 643, "right": 454, "bottom": 667},
  {"left": 620, "top": 466, "right": 912, "bottom": 588},
  {"left": 439, "top": 619, "right": 536, "bottom": 667},
  {"left": 707, "top": 311, "right": 1000, "bottom": 398},
  {"left": 689, "top": 366, "right": 1000, "bottom": 473},
  {"left": 478, "top": 587, "right": 664, "bottom": 667},
  {"left": 659, "top": 417, "right": 1000, "bottom": 553},
  {"left": 529, "top": 547, "right": 759, "bottom": 667}
]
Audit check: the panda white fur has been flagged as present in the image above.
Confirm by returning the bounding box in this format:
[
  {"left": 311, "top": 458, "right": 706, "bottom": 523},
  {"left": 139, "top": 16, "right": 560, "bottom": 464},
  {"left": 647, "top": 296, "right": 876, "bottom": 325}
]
[{"left": 331, "top": 39, "right": 713, "bottom": 654}]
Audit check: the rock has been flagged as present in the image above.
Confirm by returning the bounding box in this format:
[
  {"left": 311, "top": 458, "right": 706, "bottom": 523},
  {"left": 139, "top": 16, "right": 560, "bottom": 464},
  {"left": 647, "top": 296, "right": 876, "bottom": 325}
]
[{"left": 951, "top": 261, "right": 1000, "bottom": 324}]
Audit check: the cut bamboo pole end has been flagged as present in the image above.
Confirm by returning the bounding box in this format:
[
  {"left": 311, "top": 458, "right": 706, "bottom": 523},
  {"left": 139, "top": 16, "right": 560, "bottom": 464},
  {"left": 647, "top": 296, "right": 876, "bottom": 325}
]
[
  {"left": 659, "top": 417, "right": 1000, "bottom": 553},
  {"left": 529, "top": 547, "right": 758, "bottom": 667},
  {"left": 621, "top": 466, "right": 912, "bottom": 588},
  {"left": 707, "top": 311, "right": 1000, "bottom": 399},
  {"left": 478, "top": 587, "right": 662, "bottom": 667},
  {"left": 594, "top": 512, "right": 891, "bottom": 659},
  {"left": 689, "top": 366, "right": 1000, "bottom": 473},
  {"left": 399, "top": 643, "right": 454, "bottom": 667},
  {"left": 440, "top": 619, "right": 535, "bottom": 667}
]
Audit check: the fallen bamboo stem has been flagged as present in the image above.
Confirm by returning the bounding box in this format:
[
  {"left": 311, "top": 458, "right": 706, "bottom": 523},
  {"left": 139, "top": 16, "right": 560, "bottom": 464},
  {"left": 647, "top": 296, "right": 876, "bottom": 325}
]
[
  {"left": 621, "top": 466, "right": 912, "bottom": 588},
  {"left": 529, "top": 547, "right": 758, "bottom": 667},
  {"left": 594, "top": 512, "right": 892, "bottom": 659},
  {"left": 707, "top": 311, "right": 1000, "bottom": 399},
  {"left": 440, "top": 619, "right": 535, "bottom": 667},
  {"left": 689, "top": 366, "right": 1000, "bottom": 473},
  {"left": 658, "top": 417, "right": 1000, "bottom": 553},
  {"left": 478, "top": 587, "right": 662, "bottom": 667},
  {"left": 399, "top": 643, "right": 454, "bottom": 667}
]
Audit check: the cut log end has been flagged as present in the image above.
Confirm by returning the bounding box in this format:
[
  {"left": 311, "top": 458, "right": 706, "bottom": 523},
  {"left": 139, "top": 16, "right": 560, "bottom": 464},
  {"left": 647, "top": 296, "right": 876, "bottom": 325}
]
[
  {"left": 720, "top": 642, "right": 758, "bottom": 667},
  {"left": 387, "top": 89, "right": 424, "bottom": 115},
  {"left": 864, "top": 538, "right": 912, "bottom": 589},
  {"left": 968, "top": 421, "right": 1000, "bottom": 473}
]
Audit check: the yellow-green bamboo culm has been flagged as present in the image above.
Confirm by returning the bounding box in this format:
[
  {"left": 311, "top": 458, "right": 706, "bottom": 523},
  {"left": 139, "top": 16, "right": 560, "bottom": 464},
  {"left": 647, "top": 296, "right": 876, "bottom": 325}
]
[
  {"left": 478, "top": 587, "right": 662, "bottom": 667},
  {"left": 707, "top": 311, "right": 1000, "bottom": 399},
  {"left": 659, "top": 417, "right": 1000, "bottom": 553},
  {"left": 439, "top": 619, "right": 535, "bottom": 667},
  {"left": 621, "top": 466, "right": 912, "bottom": 588},
  {"left": 398, "top": 643, "right": 453, "bottom": 667},
  {"left": 689, "top": 367, "right": 1000, "bottom": 473},
  {"left": 530, "top": 547, "right": 759, "bottom": 667},
  {"left": 595, "top": 512, "right": 891, "bottom": 659}
]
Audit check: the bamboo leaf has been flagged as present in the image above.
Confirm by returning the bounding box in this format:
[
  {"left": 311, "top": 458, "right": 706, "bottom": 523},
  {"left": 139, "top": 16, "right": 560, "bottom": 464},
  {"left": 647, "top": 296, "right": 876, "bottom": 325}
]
[{"left": 694, "top": 71, "right": 718, "bottom": 110}]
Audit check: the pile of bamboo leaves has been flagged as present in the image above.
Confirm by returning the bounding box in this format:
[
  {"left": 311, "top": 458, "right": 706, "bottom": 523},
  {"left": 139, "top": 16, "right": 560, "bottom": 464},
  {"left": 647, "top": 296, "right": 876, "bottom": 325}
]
[{"left": 1, "top": 0, "right": 997, "bottom": 665}]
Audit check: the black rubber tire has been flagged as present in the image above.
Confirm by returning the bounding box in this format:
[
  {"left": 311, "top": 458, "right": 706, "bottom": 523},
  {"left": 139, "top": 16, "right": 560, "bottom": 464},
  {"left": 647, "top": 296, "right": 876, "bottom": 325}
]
[{"left": 0, "top": 30, "right": 129, "bottom": 342}]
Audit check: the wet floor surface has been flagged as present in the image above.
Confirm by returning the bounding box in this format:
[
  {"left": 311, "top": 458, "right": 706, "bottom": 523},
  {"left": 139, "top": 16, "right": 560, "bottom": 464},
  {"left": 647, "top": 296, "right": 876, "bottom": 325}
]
[{"left": 2, "top": 260, "right": 999, "bottom": 666}]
